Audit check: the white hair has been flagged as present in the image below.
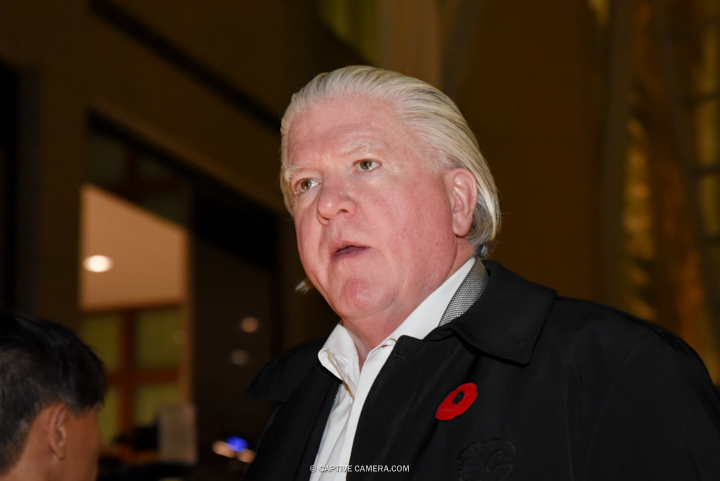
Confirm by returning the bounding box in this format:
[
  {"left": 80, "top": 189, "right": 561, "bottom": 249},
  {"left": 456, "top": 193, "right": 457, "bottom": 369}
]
[{"left": 280, "top": 65, "right": 501, "bottom": 257}]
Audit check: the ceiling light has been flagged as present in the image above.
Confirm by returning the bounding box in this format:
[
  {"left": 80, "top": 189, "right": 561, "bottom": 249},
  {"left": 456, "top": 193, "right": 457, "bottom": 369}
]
[
  {"left": 240, "top": 317, "right": 260, "bottom": 333},
  {"left": 83, "top": 255, "right": 113, "bottom": 273},
  {"left": 230, "top": 349, "right": 249, "bottom": 366}
]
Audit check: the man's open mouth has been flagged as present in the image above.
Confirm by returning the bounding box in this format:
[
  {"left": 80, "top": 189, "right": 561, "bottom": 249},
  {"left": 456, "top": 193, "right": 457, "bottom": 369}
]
[{"left": 335, "top": 245, "right": 366, "bottom": 257}]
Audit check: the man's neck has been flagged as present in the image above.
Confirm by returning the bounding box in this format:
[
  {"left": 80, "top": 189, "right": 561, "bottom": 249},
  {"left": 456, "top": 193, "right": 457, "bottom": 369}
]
[
  {"left": 1, "top": 462, "right": 46, "bottom": 481},
  {"left": 4, "top": 410, "right": 56, "bottom": 481}
]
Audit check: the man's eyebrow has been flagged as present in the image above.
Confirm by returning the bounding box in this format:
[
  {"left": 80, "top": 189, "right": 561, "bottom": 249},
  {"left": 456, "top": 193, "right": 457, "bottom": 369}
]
[
  {"left": 283, "top": 162, "right": 305, "bottom": 182},
  {"left": 338, "top": 138, "right": 386, "bottom": 156}
]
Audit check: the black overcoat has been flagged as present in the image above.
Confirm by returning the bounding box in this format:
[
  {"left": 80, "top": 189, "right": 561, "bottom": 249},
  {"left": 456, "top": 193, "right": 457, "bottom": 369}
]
[{"left": 246, "top": 261, "right": 720, "bottom": 481}]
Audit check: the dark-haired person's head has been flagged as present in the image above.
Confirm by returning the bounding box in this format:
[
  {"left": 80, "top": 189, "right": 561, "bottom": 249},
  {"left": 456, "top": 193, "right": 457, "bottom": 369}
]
[{"left": 0, "top": 312, "right": 106, "bottom": 481}]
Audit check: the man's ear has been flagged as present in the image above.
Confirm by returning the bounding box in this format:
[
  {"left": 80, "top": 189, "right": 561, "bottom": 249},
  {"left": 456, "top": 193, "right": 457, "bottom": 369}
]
[
  {"left": 445, "top": 168, "right": 478, "bottom": 237},
  {"left": 46, "top": 403, "right": 69, "bottom": 460}
]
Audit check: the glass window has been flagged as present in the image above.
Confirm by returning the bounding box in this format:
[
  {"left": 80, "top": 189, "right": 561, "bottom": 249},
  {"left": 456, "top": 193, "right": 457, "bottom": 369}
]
[
  {"left": 698, "top": 174, "right": 720, "bottom": 237},
  {"left": 80, "top": 312, "right": 122, "bottom": 371},
  {"left": 99, "top": 388, "right": 120, "bottom": 445},
  {"left": 86, "top": 133, "right": 125, "bottom": 185},
  {"left": 135, "top": 307, "right": 183, "bottom": 368},
  {"left": 134, "top": 383, "right": 182, "bottom": 425},
  {"left": 694, "top": 101, "right": 719, "bottom": 167}
]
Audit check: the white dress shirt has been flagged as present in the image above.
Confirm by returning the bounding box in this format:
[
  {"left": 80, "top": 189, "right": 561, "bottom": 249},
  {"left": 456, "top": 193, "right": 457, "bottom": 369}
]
[{"left": 310, "top": 258, "right": 476, "bottom": 481}]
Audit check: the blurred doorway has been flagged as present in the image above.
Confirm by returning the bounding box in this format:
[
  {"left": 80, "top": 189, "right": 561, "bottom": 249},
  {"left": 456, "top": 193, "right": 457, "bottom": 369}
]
[
  {"left": 79, "top": 184, "right": 190, "bottom": 446},
  {"left": 79, "top": 118, "right": 280, "bottom": 473}
]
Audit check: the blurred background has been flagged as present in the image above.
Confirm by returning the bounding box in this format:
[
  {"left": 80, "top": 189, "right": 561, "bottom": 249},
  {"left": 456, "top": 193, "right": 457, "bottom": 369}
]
[{"left": 0, "top": 0, "right": 719, "bottom": 479}]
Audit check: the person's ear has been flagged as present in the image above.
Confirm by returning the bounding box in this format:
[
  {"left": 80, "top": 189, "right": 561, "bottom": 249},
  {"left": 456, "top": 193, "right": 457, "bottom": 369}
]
[
  {"left": 445, "top": 168, "right": 478, "bottom": 237},
  {"left": 46, "top": 403, "right": 69, "bottom": 460}
]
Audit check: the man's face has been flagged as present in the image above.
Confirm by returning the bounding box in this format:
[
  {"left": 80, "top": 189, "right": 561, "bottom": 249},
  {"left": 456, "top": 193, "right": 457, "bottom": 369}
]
[
  {"left": 63, "top": 405, "right": 102, "bottom": 481},
  {"left": 286, "top": 95, "right": 466, "bottom": 331}
]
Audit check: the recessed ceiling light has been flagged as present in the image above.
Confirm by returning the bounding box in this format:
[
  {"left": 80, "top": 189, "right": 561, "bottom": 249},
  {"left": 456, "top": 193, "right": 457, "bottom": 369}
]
[
  {"left": 230, "top": 349, "right": 249, "bottom": 366},
  {"left": 240, "top": 317, "right": 260, "bottom": 333},
  {"left": 83, "top": 255, "right": 113, "bottom": 273}
]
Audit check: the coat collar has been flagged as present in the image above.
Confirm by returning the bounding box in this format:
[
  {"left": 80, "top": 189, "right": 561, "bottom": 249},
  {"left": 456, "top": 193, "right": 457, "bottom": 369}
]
[
  {"left": 425, "top": 261, "right": 556, "bottom": 365},
  {"left": 246, "top": 336, "right": 329, "bottom": 402}
]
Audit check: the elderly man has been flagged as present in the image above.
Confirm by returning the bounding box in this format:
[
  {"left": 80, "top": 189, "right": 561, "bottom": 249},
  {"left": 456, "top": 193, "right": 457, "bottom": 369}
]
[
  {"left": 0, "top": 312, "right": 106, "bottom": 481},
  {"left": 246, "top": 66, "right": 720, "bottom": 481}
]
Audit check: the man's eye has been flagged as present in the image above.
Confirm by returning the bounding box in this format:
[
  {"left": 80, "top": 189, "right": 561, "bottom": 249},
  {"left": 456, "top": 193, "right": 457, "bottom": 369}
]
[
  {"left": 358, "top": 160, "right": 377, "bottom": 171},
  {"left": 298, "top": 179, "right": 317, "bottom": 193}
]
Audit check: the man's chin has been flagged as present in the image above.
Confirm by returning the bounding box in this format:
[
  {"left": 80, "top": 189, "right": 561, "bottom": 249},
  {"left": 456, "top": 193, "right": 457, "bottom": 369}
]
[{"left": 331, "top": 290, "right": 399, "bottom": 325}]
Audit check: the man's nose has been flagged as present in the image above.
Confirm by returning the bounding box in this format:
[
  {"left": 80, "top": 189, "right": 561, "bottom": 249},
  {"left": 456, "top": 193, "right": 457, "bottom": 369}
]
[{"left": 316, "top": 180, "right": 356, "bottom": 223}]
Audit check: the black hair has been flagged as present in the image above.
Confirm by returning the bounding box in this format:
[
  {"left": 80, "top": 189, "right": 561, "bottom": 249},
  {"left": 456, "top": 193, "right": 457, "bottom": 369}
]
[{"left": 0, "top": 311, "right": 106, "bottom": 475}]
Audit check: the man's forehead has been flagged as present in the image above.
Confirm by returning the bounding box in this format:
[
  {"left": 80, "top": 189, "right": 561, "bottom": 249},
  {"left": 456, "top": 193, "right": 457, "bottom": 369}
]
[
  {"left": 338, "top": 136, "right": 389, "bottom": 156},
  {"left": 289, "top": 95, "right": 397, "bottom": 141}
]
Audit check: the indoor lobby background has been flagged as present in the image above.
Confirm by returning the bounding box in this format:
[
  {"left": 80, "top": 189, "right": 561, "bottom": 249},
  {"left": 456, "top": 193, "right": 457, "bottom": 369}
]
[{"left": 0, "top": 0, "right": 718, "bottom": 479}]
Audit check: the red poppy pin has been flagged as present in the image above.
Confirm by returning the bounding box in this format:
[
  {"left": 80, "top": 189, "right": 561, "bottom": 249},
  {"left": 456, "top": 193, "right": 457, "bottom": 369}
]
[{"left": 435, "top": 382, "right": 478, "bottom": 421}]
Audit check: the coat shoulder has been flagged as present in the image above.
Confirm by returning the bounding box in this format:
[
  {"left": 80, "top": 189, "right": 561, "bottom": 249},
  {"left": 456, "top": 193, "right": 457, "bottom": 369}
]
[
  {"left": 547, "top": 296, "right": 696, "bottom": 356},
  {"left": 542, "top": 296, "right": 712, "bottom": 392}
]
